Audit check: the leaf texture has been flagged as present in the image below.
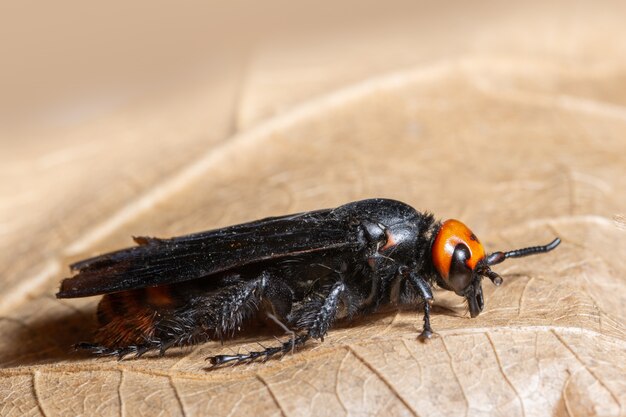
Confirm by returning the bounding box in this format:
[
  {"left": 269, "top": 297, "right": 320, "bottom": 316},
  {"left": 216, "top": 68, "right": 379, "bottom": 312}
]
[{"left": 2, "top": 2, "right": 626, "bottom": 416}]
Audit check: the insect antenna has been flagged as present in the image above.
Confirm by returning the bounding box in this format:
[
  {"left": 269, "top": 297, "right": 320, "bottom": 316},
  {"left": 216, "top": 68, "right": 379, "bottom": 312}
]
[{"left": 486, "top": 238, "right": 561, "bottom": 266}]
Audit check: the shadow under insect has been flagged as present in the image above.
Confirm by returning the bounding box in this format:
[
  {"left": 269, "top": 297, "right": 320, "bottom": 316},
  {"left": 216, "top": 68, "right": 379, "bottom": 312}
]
[
  {"left": 0, "top": 302, "right": 283, "bottom": 368},
  {"left": 0, "top": 288, "right": 482, "bottom": 368},
  {"left": 0, "top": 296, "right": 460, "bottom": 370},
  {"left": 0, "top": 307, "right": 97, "bottom": 368}
]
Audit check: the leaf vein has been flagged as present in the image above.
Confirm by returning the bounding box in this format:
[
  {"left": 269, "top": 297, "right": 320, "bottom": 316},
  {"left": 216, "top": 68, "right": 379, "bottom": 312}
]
[
  {"left": 551, "top": 329, "right": 622, "bottom": 413},
  {"left": 346, "top": 345, "right": 420, "bottom": 417}
]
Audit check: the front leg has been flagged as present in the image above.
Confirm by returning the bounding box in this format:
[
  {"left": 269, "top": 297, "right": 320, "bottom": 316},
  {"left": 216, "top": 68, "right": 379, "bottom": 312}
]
[{"left": 401, "top": 268, "right": 435, "bottom": 341}]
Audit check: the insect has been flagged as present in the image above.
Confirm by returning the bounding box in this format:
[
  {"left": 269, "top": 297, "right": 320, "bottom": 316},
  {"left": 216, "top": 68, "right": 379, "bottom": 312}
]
[{"left": 57, "top": 198, "right": 560, "bottom": 366}]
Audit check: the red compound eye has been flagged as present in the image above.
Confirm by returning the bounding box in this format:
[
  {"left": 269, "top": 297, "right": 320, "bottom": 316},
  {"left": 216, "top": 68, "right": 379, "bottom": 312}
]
[{"left": 432, "top": 219, "right": 486, "bottom": 284}]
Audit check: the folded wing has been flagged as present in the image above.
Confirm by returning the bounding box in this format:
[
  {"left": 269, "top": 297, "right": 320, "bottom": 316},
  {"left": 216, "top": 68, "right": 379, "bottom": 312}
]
[{"left": 57, "top": 208, "right": 360, "bottom": 298}]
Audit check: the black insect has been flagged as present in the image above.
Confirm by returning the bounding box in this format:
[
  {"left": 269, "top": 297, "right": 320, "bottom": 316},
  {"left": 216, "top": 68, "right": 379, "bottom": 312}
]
[{"left": 57, "top": 198, "right": 560, "bottom": 366}]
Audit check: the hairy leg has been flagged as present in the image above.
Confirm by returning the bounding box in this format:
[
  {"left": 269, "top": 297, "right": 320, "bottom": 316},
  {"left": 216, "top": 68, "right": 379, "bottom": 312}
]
[
  {"left": 79, "top": 271, "right": 293, "bottom": 359},
  {"left": 208, "top": 281, "right": 353, "bottom": 366}
]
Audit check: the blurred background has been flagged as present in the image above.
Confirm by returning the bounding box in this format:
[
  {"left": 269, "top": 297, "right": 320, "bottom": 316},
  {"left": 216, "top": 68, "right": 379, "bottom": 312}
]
[{"left": 5, "top": 0, "right": 626, "bottom": 130}]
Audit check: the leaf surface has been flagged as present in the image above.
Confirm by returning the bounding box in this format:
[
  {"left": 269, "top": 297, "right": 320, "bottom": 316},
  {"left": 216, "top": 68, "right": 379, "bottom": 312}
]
[{"left": 2, "top": 3, "right": 626, "bottom": 416}]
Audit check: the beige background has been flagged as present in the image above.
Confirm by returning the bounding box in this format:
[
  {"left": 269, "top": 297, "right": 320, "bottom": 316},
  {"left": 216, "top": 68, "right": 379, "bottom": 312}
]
[{"left": 1, "top": 1, "right": 626, "bottom": 416}]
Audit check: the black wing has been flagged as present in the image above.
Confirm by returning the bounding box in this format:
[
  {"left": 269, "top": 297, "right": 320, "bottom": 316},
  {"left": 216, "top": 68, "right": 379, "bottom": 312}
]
[{"left": 57, "top": 207, "right": 361, "bottom": 298}]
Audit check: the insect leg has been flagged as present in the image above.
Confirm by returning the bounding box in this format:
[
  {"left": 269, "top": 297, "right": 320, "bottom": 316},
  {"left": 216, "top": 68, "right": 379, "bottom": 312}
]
[
  {"left": 74, "top": 341, "right": 156, "bottom": 359},
  {"left": 79, "top": 272, "right": 283, "bottom": 359},
  {"left": 211, "top": 272, "right": 273, "bottom": 340},
  {"left": 208, "top": 281, "right": 350, "bottom": 367},
  {"left": 303, "top": 281, "right": 347, "bottom": 341},
  {"left": 208, "top": 333, "right": 310, "bottom": 367},
  {"left": 405, "top": 270, "right": 435, "bottom": 341},
  {"left": 158, "top": 271, "right": 286, "bottom": 349},
  {"left": 207, "top": 296, "right": 305, "bottom": 366}
]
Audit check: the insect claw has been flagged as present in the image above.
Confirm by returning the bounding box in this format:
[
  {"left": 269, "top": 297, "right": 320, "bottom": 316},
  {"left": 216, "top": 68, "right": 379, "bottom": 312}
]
[
  {"left": 417, "top": 329, "right": 433, "bottom": 342},
  {"left": 135, "top": 347, "right": 150, "bottom": 358},
  {"left": 161, "top": 340, "right": 175, "bottom": 356},
  {"left": 207, "top": 354, "right": 227, "bottom": 365}
]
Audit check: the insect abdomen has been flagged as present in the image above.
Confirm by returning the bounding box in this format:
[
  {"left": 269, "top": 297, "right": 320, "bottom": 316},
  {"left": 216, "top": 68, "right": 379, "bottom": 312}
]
[{"left": 95, "top": 286, "right": 179, "bottom": 347}]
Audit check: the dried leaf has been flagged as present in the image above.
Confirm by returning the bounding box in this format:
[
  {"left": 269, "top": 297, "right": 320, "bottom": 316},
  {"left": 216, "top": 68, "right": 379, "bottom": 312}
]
[{"left": 2, "top": 4, "right": 626, "bottom": 417}]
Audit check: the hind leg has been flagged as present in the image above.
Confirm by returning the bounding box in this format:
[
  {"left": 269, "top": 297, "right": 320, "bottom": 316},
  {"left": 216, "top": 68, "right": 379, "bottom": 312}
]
[
  {"left": 79, "top": 271, "right": 293, "bottom": 359},
  {"left": 208, "top": 281, "right": 357, "bottom": 366}
]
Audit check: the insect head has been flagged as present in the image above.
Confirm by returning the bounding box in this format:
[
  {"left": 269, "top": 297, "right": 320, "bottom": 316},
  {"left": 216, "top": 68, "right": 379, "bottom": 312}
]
[{"left": 431, "top": 219, "right": 561, "bottom": 318}]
